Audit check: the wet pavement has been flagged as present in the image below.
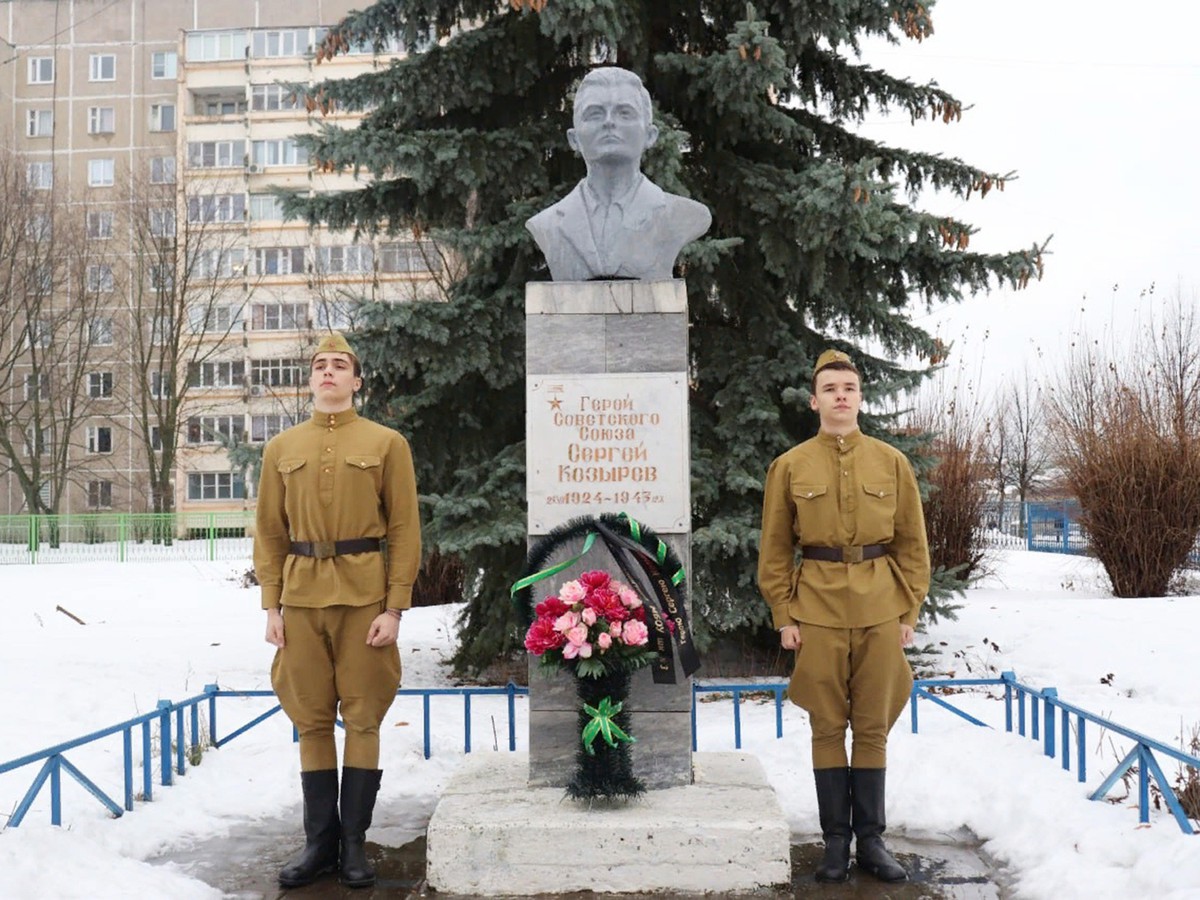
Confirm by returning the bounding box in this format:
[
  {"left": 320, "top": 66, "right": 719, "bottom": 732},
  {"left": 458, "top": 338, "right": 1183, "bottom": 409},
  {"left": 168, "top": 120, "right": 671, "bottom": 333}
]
[{"left": 158, "top": 823, "right": 1009, "bottom": 899}]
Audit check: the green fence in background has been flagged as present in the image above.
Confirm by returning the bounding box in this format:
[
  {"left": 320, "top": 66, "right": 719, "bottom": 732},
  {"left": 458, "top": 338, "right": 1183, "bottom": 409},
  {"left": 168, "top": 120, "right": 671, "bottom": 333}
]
[{"left": 0, "top": 512, "right": 255, "bottom": 565}]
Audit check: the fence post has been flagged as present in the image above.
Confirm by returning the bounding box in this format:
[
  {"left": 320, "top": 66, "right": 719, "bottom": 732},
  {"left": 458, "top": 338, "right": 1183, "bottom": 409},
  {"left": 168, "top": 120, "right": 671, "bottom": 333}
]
[
  {"left": 205, "top": 684, "right": 219, "bottom": 745},
  {"left": 118, "top": 514, "right": 127, "bottom": 563},
  {"left": 157, "top": 700, "right": 173, "bottom": 786},
  {"left": 207, "top": 514, "right": 216, "bottom": 561},
  {"left": 1043, "top": 687, "right": 1057, "bottom": 757}
]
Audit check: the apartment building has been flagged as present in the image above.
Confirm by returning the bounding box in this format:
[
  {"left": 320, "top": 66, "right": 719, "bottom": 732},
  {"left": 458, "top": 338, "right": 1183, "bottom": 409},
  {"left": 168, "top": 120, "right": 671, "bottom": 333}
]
[{"left": 0, "top": 0, "right": 435, "bottom": 517}]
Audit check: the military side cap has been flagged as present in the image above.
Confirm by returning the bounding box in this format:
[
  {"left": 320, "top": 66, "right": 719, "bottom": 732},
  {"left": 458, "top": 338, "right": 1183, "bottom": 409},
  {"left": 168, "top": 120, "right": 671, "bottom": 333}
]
[
  {"left": 814, "top": 348, "right": 857, "bottom": 375},
  {"left": 312, "top": 331, "right": 358, "bottom": 362}
]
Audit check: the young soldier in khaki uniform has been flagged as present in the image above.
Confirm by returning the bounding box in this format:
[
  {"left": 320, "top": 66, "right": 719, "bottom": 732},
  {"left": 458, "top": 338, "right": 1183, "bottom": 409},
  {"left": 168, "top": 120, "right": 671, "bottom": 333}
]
[
  {"left": 254, "top": 332, "right": 421, "bottom": 889},
  {"left": 758, "top": 349, "right": 930, "bottom": 884}
]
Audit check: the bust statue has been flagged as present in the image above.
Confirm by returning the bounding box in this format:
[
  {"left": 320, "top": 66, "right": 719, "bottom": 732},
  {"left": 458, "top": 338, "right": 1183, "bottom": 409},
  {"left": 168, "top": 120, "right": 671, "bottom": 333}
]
[{"left": 526, "top": 67, "right": 711, "bottom": 282}]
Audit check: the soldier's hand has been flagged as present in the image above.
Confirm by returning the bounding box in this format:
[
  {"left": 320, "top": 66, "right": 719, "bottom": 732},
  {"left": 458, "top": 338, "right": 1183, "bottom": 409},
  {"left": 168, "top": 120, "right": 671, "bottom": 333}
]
[
  {"left": 779, "top": 625, "right": 802, "bottom": 650},
  {"left": 899, "top": 623, "right": 915, "bottom": 648},
  {"left": 265, "top": 608, "right": 286, "bottom": 649},
  {"left": 367, "top": 612, "right": 400, "bottom": 647}
]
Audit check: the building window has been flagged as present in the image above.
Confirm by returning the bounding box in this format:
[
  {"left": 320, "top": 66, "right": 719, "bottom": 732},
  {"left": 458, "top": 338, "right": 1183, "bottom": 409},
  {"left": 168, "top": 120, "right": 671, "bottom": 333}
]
[
  {"left": 250, "top": 414, "right": 295, "bottom": 443},
  {"left": 25, "top": 428, "right": 51, "bottom": 457},
  {"left": 87, "top": 371, "right": 114, "bottom": 398},
  {"left": 87, "top": 211, "right": 114, "bottom": 239},
  {"left": 87, "top": 106, "right": 115, "bottom": 135},
  {"left": 249, "top": 194, "right": 284, "bottom": 221},
  {"left": 149, "top": 265, "right": 174, "bottom": 293},
  {"left": 186, "top": 415, "right": 241, "bottom": 445},
  {"left": 187, "top": 140, "right": 245, "bottom": 169},
  {"left": 251, "top": 302, "right": 307, "bottom": 331},
  {"left": 187, "top": 472, "right": 245, "bottom": 501},
  {"left": 89, "top": 54, "right": 116, "bottom": 82},
  {"left": 151, "top": 51, "right": 177, "bottom": 80},
  {"left": 187, "top": 304, "right": 242, "bottom": 334},
  {"left": 28, "top": 214, "right": 52, "bottom": 241},
  {"left": 150, "top": 371, "right": 172, "bottom": 399},
  {"left": 251, "top": 29, "right": 308, "bottom": 58},
  {"left": 26, "top": 162, "right": 53, "bottom": 190},
  {"left": 251, "top": 139, "right": 308, "bottom": 168},
  {"left": 254, "top": 246, "right": 304, "bottom": 275},
  {"left": 149, "top": 426, "right": 163, "bottom": 452},
  {"left": 87, "top": 480, "right": 113, "bottom": 509},
  {"left": 315, "top": 298, "right": 358, "bottom": 330},
  {"left": 250, "top": 84, "right": 301, "bottom": 112},
  {"left": 86, "top": 265, "right": 114, "bottom": 293},
  {"left": 194, "top": 94, "right": 247, "bottom": 117},
  {"left": 379, "top": 242, "right": 434, "bottom": 273},
  {"left": 150, "top": 316, "right": 173, "bottom": 345},
  {"left": 88, "top": 158, "right": 115, "bottom": 187},
  {"left": 316, "top": 244, "right": 374, "bottom": 275},
  {"left": 185, "top": 31, "right": 247, "bottom": 62},
  {"left": 28, "top": 57, "right": 54, "bottom": 84},
  {"left": 86, "top": 425, "right": 113, "bottom": 454},
  {"left": 24, "top": 373, "right": 50, "bottom": 401},
  {"left": 149, "top": 103, "right": 176, "bottom": 133},
  {"left": 188, "top": 360, "right": 244, "bottom": 388},
  {"left": 149, "top": 208, "right": 176, "bottom": 237},
  {"left": 186, "top": 193, "right": 244, "bottom": 223},
  {"left": 27, "top": 319, "right": 51, "bottom": 348},
  {"left": 194, "top": 248, "right": 245, "bottom": 279},
  {"left": 250, "top": 358, "right": 306, "bottom": 388},
  {"left": 26, "top": 109, "right": 53, "bottom": 137},
  {"left": 89, "top": 317, "right": 114, "bottom": 346},
  {"left": 150, "top": 156, "right": 176, "bottom": 184}
]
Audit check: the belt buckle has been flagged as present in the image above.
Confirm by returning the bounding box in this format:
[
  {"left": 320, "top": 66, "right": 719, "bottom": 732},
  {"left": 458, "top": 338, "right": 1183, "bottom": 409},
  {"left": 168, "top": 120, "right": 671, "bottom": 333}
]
[
  {"left": 843, "top": 545, "right": 863, "bottom": 564},
  {"left": 313, "top": 541, "right": 336, "bottom": 559}
]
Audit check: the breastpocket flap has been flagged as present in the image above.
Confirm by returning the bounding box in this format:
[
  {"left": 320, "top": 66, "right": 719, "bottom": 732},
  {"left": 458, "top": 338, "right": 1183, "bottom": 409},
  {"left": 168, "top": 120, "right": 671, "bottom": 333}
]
[
  {"left": 793, "top": 483, "right": 827, "bottom": 501},
  {"left": 345, "top": 455, "right": 382, "bottom": 470},
  {"left": 277, "top": 458, "right": 306, "bottom": 474},
  {"left": 863, "top": 482, "right": 895, "bottom": 499}
]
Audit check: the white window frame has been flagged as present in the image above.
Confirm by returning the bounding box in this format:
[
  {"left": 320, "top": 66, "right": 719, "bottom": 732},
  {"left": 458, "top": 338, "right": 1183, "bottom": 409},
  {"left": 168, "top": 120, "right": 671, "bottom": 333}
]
[
  {"left": 87, "top": 106, "right": 115, "bottom": 134},
  {"left": 250, "top": 84, "right": 301, "bottom": 112},
  {"left": 89, "top": 54, "right": 116, "bottom": 82},
  {"left": 26, "top": 162, "right": 53, "bottom": 190},
  {"left": 151, "top": 51, "right": 177, "bottom": 80},
  {"left": 149, "top": 264, "right": 174, "bottom": 293},
  {"left": 186, "top": 472, "right": 246, "bottom": 501},
  {"left": 187, "top": 140, "right": 245, "bottom": 169},
  {"left": 254, "top": 246, "right": 304, "bottom": 275},
  {"left": 149, "top": 207, "right": 176, "bottom": 237},
  {"left": 251, "top": 29, "right": 307, "bottom": 58},
  {"left": 86, "top": 425, "right": 113, "bottom": 454},
  {"left": 150, "top": 371, "right": 172, "bottom": 399},
  {"left": 150, "top": 156, "right": 176, "bottom": 184},
  {"left": 251, "top": 302, "right": 307, "bottom": 331},
  {"left": 26, "top": 109, "right": 53, "bottom": 137},
  {"left": 27, "top": 57, "right": 54, "bottom": 84},
  {"left": 185, "top": 31, "right": 247, "bottom": 62},
  {"left": 251, "top": 139, "right": 308, "bottom": 168},
  {"left": 88, "top": 158, "right": 115, "bottom": 187},
  {"left": 87, "top": 371, "right": 114, "bottom": 398},
  {"left": 27, "top": 319, "right": 52, "bottom": 348},
  {"left": 186, "top": 194, "right": 245, "bottom": 224},
  {"left": 24, "top": 373, "right": 50, "bottom": 401},
  {"left": 87, "top": 211, "right": 114, "bottom": 239},
  {"left": 149, "top": 103, "right": 176, "bottom": 133},
  {"left": 317, "top": 244, "right": 374, "bottom": 275},
  {"left": 86, "top": 480, "right": 113, "bottom": 509},
  {"left": 89, "top": 317, "right": 114, "bottom": 346},
  {"left": 86, "top": 265, "right": 115, "bottom": 293}
]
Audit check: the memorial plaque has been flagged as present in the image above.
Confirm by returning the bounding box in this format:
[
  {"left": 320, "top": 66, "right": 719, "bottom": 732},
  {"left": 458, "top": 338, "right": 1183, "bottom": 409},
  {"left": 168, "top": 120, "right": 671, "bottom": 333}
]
[{"left": 527, "top": 373, "right": 688, "bottom": 534}]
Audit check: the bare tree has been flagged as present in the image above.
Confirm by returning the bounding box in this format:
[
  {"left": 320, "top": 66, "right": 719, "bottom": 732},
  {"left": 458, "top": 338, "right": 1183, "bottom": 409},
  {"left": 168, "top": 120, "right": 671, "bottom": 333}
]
[
  {"left": 0, "top": 148, "right": 118, "bottom": 515},
  {"left": 122, "top": 165, "right": 260, "bottom": 515},
  {"left": 1001, "top": 368, "right": 1052, "bottom": 534}
]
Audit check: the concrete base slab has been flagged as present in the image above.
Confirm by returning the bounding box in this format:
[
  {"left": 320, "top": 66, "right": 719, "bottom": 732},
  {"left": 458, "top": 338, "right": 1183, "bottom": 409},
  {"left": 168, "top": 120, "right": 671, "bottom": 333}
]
[{"left": 426, "top": 751, "right": 791, "bottom": 896}]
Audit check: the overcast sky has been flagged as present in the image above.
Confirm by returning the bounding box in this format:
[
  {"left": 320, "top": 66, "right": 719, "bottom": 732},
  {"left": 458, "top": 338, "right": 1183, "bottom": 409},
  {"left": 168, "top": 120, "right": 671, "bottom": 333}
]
[{"left": 856, "top": 0, "right": 1200, "bottom": 395}]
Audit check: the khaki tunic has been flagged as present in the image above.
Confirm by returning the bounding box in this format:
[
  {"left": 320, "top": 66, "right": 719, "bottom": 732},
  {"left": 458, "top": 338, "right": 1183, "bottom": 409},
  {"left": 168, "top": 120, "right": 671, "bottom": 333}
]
[
  {"left": 254, "top": 408, "right": 421, "bottom": 612},
  {"left": 758, "top": 429, "right": 930, "bottom": 630}
]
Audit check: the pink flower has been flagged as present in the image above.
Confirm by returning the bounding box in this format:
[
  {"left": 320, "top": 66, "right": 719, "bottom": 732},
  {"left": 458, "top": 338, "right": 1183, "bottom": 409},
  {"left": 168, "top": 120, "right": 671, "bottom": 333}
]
[
  {"left": 609, "top": 621, "right": 623, "bottom": 637},
  {"left": 566, "top": 624, "right": 589, "bottom": 647},
  {"left": 597, "top": 632, "right": 613, "bottom": 651},
  {"left": 563, "top": 640, "right": 593, "bottom": 660},
  {"left": 535, "top": 596, "right": 569, "bottom": 620},
  {"left": 585, "top": 587, "right": 629, "bottom": 624},
  {"left": 579, "top": 570, "right": 611, "bottom": 591},
  {"left": 621, "top": 619, "right": 649, "bottom": 646},
  {"left": 581, "top": 607, "right": 597, "bottom": 626},
  {"left": 558, "top": 580, "right": 586, "bottom": 604},
  {"left": 554, "top": 611, "right": 580, "bottom": 633},
  {"left": 618, "top": 585, "right": 642, "bottom": 608},
  {"left": 524, "top": 618, "right": 566, "bottom": 655}
]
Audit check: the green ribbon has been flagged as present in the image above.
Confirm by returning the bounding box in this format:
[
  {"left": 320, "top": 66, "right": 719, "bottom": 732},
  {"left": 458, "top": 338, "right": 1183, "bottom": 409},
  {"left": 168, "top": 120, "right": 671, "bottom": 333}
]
[
  {"left": 617, "top": 512, "right": 684, "bottom": 586},
  {"left": 509, "top": 530, "right": 598, "bottom": 598},
  {"left": 581, "top": 695, "right": 636, "bottom": 755}
]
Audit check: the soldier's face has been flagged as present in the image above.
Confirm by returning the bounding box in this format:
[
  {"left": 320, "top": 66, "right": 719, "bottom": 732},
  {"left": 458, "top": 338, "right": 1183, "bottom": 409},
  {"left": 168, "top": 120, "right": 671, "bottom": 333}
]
[
  {"left": 810, "top": 368, "right": 862, "bottom": 432},
  {"left": 568, "top": 84, "right": 658, "bottom": 166},
  {"left": 310, "top": 352, "right": 361, "bottom": 412}
]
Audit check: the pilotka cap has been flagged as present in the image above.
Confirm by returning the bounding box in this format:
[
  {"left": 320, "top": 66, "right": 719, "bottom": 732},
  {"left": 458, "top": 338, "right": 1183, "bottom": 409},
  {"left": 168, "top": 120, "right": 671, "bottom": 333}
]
[
  {"left": 312, "top": 331, "right": 358, "bottom": 363},
  {"left": 813, "top": 348, "right": 858, "bottom": 376}
]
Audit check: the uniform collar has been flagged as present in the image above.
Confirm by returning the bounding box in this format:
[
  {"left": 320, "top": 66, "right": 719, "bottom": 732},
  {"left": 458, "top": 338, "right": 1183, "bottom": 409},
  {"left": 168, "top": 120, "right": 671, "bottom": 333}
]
[
  {"left": 816, "top": 427, "right": 861, "bottom": 450},
  {"left": 311, "top": 408, "right": 359, "bottom": 429}
]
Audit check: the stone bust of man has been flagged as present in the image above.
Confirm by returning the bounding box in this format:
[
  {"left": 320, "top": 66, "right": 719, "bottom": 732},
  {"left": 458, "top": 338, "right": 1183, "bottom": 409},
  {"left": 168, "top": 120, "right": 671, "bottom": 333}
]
[{"left": 526, "top": 67, "right": 712, "bottom": 282}]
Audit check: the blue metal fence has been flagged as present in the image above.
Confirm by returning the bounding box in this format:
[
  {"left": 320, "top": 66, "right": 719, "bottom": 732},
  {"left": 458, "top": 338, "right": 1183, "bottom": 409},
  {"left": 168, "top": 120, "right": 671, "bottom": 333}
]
[{"left": 4, "top": 677, "right": 1196, "bottom": 835}]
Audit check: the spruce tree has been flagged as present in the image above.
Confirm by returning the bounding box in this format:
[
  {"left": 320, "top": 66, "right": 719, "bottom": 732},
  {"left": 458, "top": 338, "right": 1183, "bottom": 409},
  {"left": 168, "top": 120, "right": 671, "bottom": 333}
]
[{"left": 287, "top": 0, "right": 1045, "bottom": 672}]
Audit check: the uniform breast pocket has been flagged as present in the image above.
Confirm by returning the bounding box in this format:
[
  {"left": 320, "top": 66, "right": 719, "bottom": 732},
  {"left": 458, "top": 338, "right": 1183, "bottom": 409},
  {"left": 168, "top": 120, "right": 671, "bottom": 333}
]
[
  {"left": 345, "top": 455, "right": 383, "bottom": 493},
  {"left": 862, "top": 481, "right": 897, "bottom": 518},
  {"left": 277, "top": 458, "right": 306, "bottom": 482},
  {"left": 792, "top": 483, "right": 827, "bottom": 503}
]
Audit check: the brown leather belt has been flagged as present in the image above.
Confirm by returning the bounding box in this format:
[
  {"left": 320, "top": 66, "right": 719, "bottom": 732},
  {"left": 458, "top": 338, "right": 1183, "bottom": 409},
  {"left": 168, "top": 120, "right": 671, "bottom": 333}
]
[
  {"left": 289, "top": 538, "right": 383, "bottom": 559},
  {"left": 801, "top": 544, "right": 887, "bottom": 563}
]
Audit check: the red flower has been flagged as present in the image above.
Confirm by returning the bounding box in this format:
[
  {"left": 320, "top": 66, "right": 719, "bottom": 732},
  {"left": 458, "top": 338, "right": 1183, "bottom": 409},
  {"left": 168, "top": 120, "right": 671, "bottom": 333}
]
[
  {"left": 579, "top": 570, "right": 611, "bottom": 591},
  {"left": 585, "top": 587, "right": 629, "bottom": 624},
  {"left": 525, "top": 617, "right": 567, "bottom": 655},
  {"left": 535, "top": 596, "right": 569, "bottom": 620}
]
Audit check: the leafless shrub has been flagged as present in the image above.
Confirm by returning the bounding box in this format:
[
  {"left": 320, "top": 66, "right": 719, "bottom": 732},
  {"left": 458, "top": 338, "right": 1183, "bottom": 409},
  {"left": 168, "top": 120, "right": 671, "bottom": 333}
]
[
  {"left": 412, "top": 546, "right": 465, "bottom": 607},
  {"left": 1048, "top": 293, "right": 1200, "bottom": 597}
]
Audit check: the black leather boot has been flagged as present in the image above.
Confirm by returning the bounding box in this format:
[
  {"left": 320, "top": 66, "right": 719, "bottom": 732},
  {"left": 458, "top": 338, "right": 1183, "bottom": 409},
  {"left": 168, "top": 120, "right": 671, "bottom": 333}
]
[
  {"left": 339, "top": 767, "right": 383, "bottom": 888},
  {"left": 850, "top": 767, "right": 908, "bottom": 883},
  {"left": 278, "top": 769, "right": 340, "bottom": 887},
  {"left": 813, "top": 767, "right": 852, "bottom": 882}
]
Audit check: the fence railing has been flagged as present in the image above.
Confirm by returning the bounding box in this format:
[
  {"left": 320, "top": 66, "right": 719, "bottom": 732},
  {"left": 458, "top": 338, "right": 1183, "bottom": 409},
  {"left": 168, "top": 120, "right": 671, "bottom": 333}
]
[
  {"left": 910, "top": 672, "right": 1200, "bottom": 834},
  {"left": 0, "top": 513, "right": 254, "bottom": 565}
]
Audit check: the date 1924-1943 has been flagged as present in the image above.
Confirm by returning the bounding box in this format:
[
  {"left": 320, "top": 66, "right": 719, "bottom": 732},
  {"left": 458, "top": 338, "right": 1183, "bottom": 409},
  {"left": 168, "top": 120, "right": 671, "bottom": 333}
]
[{"left": 546, "top": 490, "right": 662, "bottom": 505}]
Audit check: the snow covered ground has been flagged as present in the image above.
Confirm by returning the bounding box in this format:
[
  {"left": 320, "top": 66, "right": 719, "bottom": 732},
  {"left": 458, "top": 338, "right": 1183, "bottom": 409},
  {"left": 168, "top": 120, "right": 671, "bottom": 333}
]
[{"left": 0, "top": 549, "right": 1197, "bottom": 899}]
